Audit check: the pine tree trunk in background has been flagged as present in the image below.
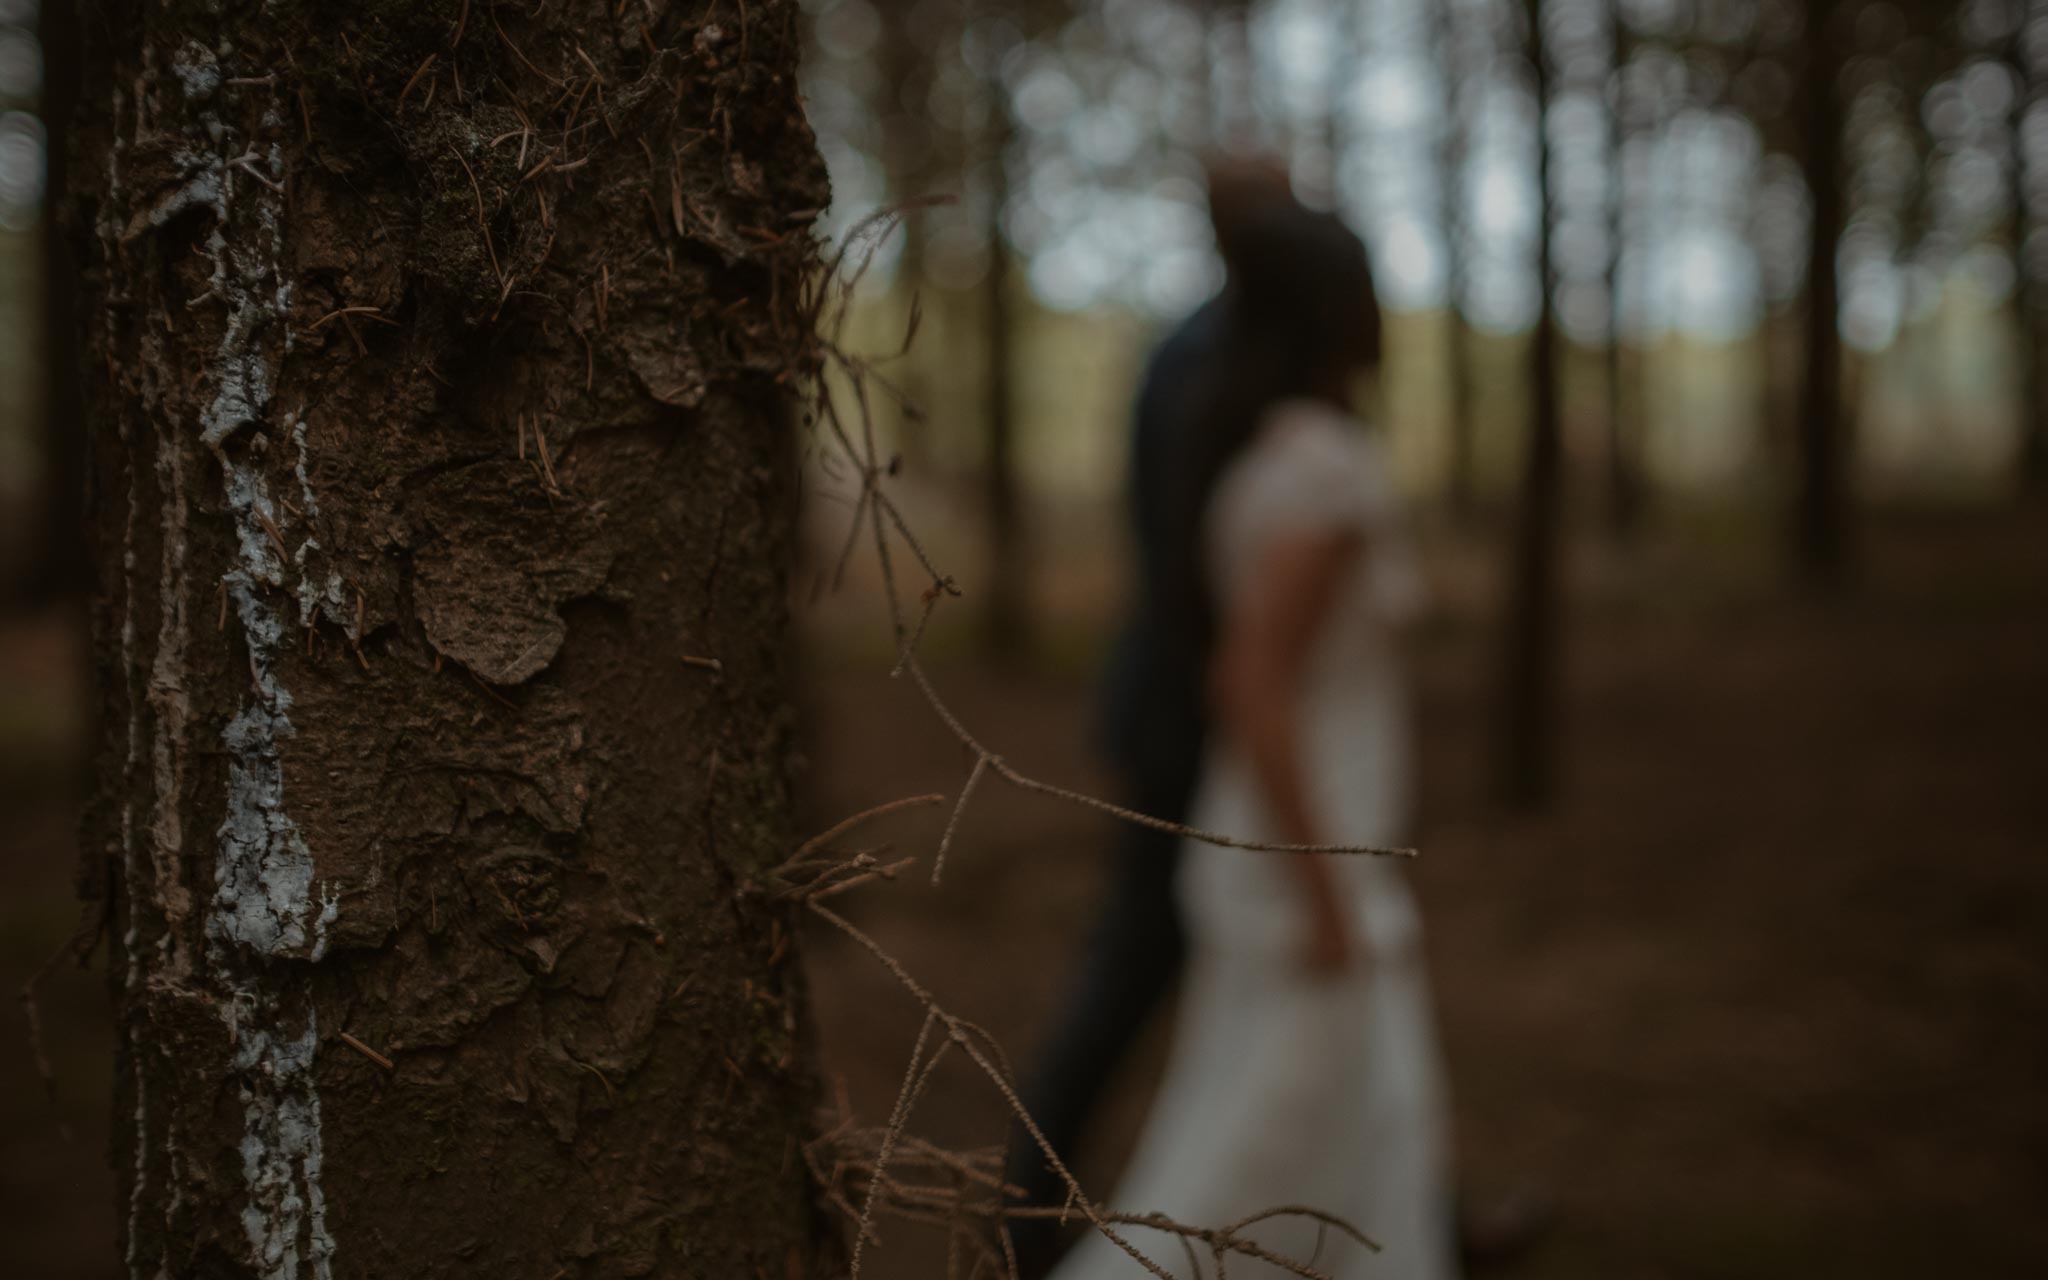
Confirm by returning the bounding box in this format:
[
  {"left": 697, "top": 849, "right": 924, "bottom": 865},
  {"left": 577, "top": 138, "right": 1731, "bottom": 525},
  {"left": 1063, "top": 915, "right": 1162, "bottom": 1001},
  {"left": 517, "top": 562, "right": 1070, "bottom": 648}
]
[
  {"left": 1796, "top": 0, "right": 1849, "bottom": 580},
  {"left": 1318, "top": 0, "right": 1363, "bottom": 207},
  {"left": 1447, "top": 310, "right": 1480, "bottom": 517},
  {"left": 982, "top": 74, "right": 1028, "bottom": 656},
  {"left": 2015, "top": 235, "right": 2047, "bottom": 499},
  {"left": 1436, "top": 0, "right": 1478, "bottom": 520},
  {"left": 74, "top": 3, "right": 828, "bottom": 1275},
  {"left": 879, "top": 6, "right": 933, "bottom": 468},
  {"left": 1603, "top": 278, "right": 1635, "bottom": 533},
  {"left": 2011, "top": 13, "right": 2048, "bottom": 496},
  {"left": 19, "top": 0, "right": 90, "bottom": 608},
  {"left": 1496, "top": 0, "right": 1564, "bottom": 810},
  {"left": 1604, "top": 0, "right": 1641, "bottom": 538},
  {"left": 893, "top": 197, "right": 933, "bottom": 463},
  {"left": 1209, "top": 0, "right": 1257, "bottom": 146}
]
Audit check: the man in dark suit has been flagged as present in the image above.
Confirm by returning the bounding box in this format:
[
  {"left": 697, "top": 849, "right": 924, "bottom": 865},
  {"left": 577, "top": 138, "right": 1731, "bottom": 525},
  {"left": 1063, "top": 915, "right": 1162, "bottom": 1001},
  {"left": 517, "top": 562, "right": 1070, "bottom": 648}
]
[
  {"left": 1003, "top": 162, "right": 1552, "bottom": 1276},
  {"left": 1004, "top": 160, "right": 1295, "bottom": 1277}
]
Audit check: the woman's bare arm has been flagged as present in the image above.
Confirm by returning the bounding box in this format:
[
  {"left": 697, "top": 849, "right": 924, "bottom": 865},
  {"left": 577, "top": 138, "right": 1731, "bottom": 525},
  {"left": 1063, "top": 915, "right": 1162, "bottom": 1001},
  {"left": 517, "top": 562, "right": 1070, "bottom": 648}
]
[{"left": 1210, "top": 527, "right": 1363, "bottom": 973}]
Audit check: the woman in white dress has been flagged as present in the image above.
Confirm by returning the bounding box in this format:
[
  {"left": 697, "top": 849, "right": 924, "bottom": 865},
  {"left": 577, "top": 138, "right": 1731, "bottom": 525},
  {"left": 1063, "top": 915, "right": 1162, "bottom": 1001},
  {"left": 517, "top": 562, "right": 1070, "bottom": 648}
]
[{"left": 1043, "top": 208, "right": 1457, "bottom": 1280}]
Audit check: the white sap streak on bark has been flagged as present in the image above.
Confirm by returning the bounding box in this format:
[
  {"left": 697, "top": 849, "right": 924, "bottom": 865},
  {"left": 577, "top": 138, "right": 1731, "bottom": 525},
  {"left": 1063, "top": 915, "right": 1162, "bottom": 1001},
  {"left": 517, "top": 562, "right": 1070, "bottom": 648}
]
[
  {"left": 159, "top": 41, "right": 336, "bottom": 1279},
  {"left": 289, "top": 415, "right": 319, "bottom": 519},
  {"left": 231, "top": 1017, "right": 336, "bottom": 1280},
  {"left": 182, "top": 55, "right": 326, "bottom": 967},
  {"left": 169, "top": 38, "right": 221, "bottom": 99},
  {"left": 289, "top": 413, "right": 345, "bottom": 626}
]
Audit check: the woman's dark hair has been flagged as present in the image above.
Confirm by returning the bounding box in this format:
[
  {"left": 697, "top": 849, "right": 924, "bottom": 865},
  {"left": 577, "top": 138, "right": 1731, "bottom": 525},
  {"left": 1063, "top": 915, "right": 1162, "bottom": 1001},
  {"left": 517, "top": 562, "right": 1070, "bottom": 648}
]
[{"left": 1162, "top": 204, "right": 1380, "bottom": 678}]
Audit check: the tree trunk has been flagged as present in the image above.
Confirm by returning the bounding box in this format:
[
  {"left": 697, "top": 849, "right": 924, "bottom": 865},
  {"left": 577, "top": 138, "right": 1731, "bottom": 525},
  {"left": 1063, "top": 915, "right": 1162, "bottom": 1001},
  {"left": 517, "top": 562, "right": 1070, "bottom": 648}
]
[
  {"left": 73, "top": 3, "right": 829, "bottom": 1276},
  {"left": 878, "top": 5, "right": 934, "bottom": 469},
  {"left": 1496, "top": 0, "right": 1565, "bottom": 810},
  {"left": 1317, "top": 0, "right": 1363, "bottom": 207},
  {"left": 13, "top": 0, "right": 91, "bottom": 610},
  {"left": 1437, "top": 0, "right": 1478, "bottom": 519},
  {"left": 981, "top": 68, "right": 1028, "bottom": 657},
  {"left": 1604, "top": 0, "right": 1641, "bottom": 538},
  {"left": 2011, "top": 10, "right": 2048, "bottom": 495},
  {"left": 1796, "top": 0, "right": 1849, "bottom": 580},
  {"left": 1209, "top": 0, "right": 1256, "bottom": 147}
]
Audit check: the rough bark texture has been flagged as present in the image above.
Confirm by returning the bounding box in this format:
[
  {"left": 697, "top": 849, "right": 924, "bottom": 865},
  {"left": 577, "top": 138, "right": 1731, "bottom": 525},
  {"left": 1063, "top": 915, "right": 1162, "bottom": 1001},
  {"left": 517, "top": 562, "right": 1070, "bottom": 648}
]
[
  {"left": 1496, "top": 0, "right": 1563, "bottom": 811},
  {"left": 72, "top": 2, "right": 829, "bottom": 1277}
]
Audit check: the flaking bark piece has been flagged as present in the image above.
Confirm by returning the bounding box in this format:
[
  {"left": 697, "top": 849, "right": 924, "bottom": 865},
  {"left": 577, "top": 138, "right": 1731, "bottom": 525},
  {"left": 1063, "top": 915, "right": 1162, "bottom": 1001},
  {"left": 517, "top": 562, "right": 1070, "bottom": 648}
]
[
  {"left": 619, "top": 323, "right": 710, "bottom": 408},
  {"left": 411, "top": 459, "right": 615, "bottom": 684}
]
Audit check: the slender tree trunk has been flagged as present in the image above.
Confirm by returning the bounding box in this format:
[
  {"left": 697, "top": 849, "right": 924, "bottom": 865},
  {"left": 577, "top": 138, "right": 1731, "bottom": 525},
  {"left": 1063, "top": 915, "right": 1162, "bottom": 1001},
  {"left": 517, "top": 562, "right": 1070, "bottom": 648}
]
[
  {"left": 75, "top": 3, "right": 829, "bottom": 1276},
  {"left": 1796, "top": 0, "right": 1849, "bottom": 581},
  {"left": 2011, "top": 11, "right": 2048, "bottom": 495},
  {"left": 893, "top": 197, "right": 933, "bottom": 462},
  {"left": 1317, "top": 0, "right": 1365, "bottom": 208},
  {"left": 1209, "top": 0, "right": 1257, "bottom": 147},
  {"left": 879, "top": 6, "right": 933, "bottom": 469},
  {"left": 1496, "top": 0, "right": 1565, "bottom": 810},
  {"left": 1605, "top": 1, "right": 1641, "bottom": 537},
  {"left": 16, "top": 0, "right": 91, "bottom": 609},
  {"left": 981, "top": 66, "right": 1028, "bottom": 656},
  {"left": 1437, "top": 0, "right": 1479, "bottom": 519},
  {"left": 1447, "top": 304, "right": 1480, "bottom": 517}
]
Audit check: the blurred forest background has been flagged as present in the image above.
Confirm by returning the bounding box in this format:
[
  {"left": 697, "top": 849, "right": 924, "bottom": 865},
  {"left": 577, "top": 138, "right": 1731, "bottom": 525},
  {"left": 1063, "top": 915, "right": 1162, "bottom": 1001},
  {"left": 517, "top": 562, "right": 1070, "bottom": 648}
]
[{"left": 4, "top": 0, "right": 2047, "bottom": 1276}]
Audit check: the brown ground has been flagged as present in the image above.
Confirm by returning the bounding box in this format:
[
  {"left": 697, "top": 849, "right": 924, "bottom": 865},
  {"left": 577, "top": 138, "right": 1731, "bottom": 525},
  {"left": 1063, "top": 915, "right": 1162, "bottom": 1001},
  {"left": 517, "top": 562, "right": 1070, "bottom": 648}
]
[
  {"left": 6, "top": 506, "right": 2046, "bottom": 1277},
  {"left": 794, "top": 506, "right": 2048, "bottom": 1279}
]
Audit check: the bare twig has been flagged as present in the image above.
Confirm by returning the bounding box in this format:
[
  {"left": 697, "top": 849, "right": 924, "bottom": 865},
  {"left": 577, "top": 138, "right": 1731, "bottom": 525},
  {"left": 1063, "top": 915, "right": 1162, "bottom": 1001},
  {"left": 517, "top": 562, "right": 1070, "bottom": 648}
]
[
  {"left": 931, "top": 754, "right": 989, "bottom": 886},
  {"left": 783, "top": 793, "right": 945, "bottom": 872},
  {"left": 849, "top": 1009, "right": 942, "bottom": 1276}
]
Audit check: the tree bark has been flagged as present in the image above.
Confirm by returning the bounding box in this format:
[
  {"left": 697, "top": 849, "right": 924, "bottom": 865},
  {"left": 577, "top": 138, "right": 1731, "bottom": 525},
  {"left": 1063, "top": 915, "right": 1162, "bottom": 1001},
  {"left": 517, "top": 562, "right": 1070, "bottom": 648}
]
[
  {"left": 1796, "top": 0, "right": 1849, "bottom": 580},
  {"left": 74, "top": 3, "right": 829, "bottom": 1276},
  {"left": 1495, "top": 0, "right": 1565, "bottom": 810}
]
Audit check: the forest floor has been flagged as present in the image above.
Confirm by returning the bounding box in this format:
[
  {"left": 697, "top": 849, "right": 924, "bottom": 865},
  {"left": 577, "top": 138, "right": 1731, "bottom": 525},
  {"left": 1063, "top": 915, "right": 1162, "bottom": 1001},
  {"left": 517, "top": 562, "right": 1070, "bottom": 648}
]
[
  {"left": 4, "top": 505, "right": 2045, "bottom": 1278},
  {"left": 795, "top": 504, "right": 2048, "bottom": 1280}
]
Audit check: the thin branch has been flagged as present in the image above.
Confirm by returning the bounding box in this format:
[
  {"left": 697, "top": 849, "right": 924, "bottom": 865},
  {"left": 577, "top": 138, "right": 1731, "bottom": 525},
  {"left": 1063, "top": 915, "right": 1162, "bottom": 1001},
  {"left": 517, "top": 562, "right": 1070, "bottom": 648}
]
[
  {"left": 783, "top": 793, "right": 946, "bottom": 871},
  {"left": 931, "top": 754, "right": 989, "bottom": 886}
]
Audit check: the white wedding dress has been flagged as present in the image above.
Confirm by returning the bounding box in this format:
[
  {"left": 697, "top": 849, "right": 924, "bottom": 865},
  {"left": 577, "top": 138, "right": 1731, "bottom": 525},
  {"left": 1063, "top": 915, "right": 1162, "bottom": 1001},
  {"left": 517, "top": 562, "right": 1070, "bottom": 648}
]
[{"left": 1048, "top": 402, "right": 1458, "bottom": 1280}]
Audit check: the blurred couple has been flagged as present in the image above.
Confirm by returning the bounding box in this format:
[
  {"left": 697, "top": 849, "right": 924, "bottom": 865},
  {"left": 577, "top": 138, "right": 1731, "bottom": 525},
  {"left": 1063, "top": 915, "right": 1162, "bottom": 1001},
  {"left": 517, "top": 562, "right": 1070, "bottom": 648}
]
[{"left": 1006, "top": 163, "right": 1457, "bottom": 1280}]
